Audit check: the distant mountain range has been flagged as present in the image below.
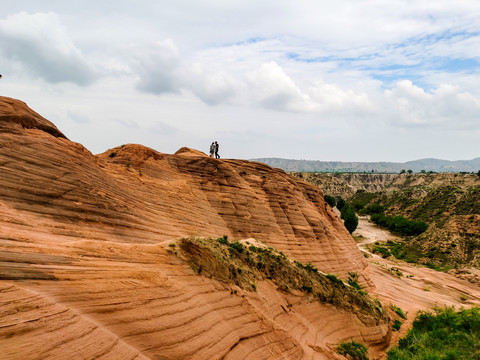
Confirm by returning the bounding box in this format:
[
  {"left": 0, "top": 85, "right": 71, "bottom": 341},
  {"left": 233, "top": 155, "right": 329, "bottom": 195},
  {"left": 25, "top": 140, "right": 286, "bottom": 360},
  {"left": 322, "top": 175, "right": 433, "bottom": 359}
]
[{"left": 251, "top": 157, "right": 480, "bottom": 173}]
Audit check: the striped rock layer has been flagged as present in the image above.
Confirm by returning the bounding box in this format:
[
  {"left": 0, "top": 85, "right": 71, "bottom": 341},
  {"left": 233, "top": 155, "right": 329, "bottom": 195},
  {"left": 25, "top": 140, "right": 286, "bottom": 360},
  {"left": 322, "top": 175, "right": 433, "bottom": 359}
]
[{"left": 0, "top": 97, "right": 388, "bottom": 360}]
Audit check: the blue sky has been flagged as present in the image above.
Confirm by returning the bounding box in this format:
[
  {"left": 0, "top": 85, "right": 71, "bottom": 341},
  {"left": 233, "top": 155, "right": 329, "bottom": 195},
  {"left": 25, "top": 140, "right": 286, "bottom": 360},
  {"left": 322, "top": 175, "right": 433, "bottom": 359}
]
[{"left": 1, "top": 1, "right": 480, "bottom": 162}]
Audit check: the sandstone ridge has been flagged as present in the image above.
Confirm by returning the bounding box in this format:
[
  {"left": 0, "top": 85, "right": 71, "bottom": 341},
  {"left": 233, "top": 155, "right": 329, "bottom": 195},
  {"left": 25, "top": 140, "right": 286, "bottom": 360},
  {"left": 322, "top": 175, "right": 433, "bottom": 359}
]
[
  {"left": 0, "top": 96, "right": 66, "bottom": 138},
  {"left": 0, "top": 97, "right": 389, "bottom": 359}
]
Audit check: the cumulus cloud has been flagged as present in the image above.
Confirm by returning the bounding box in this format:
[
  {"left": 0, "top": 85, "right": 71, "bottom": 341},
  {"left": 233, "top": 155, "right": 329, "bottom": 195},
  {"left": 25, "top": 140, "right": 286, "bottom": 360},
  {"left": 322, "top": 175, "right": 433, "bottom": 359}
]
[
  {"left": 187, "top": 64, "right": 240, "bottom": 105},
  {"left": 384, "top": 80, "right": 480, "bottom": 129},
  {"left": 0, "top": 12, "right": 96, "bottom": 85},
  {"left": 135, "top": 39, "right": 183, "bottom": 95},
  {"left": 246, "top": 61, "right": 313, "bottom": 112},
  {"left": 134, "top": 39, "right": 240, "bottom": 105},
  {"left": 307, "top": 81, "right": 373, "bottom": 114}
]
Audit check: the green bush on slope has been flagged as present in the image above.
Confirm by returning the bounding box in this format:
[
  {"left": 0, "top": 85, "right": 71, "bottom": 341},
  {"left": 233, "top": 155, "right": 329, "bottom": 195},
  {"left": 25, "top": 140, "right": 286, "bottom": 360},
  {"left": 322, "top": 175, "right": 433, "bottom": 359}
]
[
  {"left": 370, "top": 213, "right": 428, "bottom": 236},
  {"left": 337, "top": 339, "right": 369, "bottom": 360},
  {"left": 387, "top": 306, "right": 480, "bottom": 360}
]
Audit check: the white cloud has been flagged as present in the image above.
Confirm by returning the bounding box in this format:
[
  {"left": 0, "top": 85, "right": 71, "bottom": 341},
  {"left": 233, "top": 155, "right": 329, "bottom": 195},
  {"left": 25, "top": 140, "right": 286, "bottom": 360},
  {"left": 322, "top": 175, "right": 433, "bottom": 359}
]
[
  {"left": 133, "top": 39, "right": 241, "bottom": 105},
  {"left": 186, "top": 63, "right": 240, "bottom": 105},
  {"left": 135, "top": 39, "right": 183, "bottom": 95},
  {"left": 384, "top": 80, "right": 480, "bottom": 129},
  {"left": 307, "top": 81, "right": 373, "bottom": 114},
  {"left": 0, "top": 12, "right": 96, "bottom": 85},
  {"left": 246, "top": 61, "right": 313, "bottom": 112},
  {"left": 2, "top": 2, "right": 480, "bottom": 162}
]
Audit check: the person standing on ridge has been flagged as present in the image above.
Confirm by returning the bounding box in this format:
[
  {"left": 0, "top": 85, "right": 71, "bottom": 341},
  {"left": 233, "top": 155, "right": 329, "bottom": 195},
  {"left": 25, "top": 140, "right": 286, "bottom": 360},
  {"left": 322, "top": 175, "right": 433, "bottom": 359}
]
[
  {"left": 214, "top": 141, "right": 220, "bottom": 159},
  {"left": 209, "top": 142, "right": 215, "bottom": 157}
]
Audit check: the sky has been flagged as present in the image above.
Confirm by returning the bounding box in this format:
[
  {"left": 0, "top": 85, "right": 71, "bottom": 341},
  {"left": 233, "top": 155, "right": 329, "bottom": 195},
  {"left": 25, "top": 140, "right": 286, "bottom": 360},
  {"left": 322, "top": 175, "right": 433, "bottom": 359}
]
[{"left": 1, "top": 1, "right": 480, "bottom": 162}]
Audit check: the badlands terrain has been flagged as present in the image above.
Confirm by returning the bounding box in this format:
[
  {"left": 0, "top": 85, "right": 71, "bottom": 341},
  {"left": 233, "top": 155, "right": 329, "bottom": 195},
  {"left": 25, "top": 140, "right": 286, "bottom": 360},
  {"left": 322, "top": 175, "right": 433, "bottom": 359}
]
[
  {"left": 1, "top": 96, "right": 479, "bottom": 359},
  {"left": 295, "top": 172, "right": 480, "bottom": 271}
]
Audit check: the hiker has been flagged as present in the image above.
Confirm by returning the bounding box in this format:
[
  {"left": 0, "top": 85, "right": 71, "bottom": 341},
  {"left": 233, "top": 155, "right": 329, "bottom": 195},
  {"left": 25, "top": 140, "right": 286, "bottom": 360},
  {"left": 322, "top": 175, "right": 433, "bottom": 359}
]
[
  {"left": 209, "top": 142, "right": 215, "bottom": 157},
  {"left": 214, "top": 141, "right": 220, "bottom": 159}
]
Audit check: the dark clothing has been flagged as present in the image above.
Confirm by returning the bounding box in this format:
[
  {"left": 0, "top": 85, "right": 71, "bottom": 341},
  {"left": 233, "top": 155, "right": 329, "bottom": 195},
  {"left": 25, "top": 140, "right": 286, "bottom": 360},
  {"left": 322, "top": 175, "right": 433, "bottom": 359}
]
[{"left": 215, "top": 143, "right": 220, "bottom": 159}]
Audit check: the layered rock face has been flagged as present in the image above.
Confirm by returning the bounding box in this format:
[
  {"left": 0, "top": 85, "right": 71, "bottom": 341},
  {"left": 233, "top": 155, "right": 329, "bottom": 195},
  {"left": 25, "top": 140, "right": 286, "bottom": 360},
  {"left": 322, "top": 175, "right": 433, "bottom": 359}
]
[
  {"left": 292, "top": 172, "right": 480, "bottom": 200},
  {"left": 0, "top": 97, "right": 388, "bottom": 359},
  {"left": 292, "top": 172, "right": 400, "bottom": 199}
]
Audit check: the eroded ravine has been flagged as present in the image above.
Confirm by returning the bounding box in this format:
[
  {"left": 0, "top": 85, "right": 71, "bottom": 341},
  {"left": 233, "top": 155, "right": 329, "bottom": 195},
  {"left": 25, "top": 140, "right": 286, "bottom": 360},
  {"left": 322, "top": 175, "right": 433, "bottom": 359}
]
[{"left": 352, "top": 217, "right": 480, "bottom": 358}]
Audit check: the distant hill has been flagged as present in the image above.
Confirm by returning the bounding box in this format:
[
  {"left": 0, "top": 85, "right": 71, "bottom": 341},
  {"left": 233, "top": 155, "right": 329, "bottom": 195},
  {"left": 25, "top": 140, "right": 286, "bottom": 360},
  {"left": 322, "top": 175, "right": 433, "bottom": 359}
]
[{"left": 251, "top": 157, "right": 480, "bottom": 173}]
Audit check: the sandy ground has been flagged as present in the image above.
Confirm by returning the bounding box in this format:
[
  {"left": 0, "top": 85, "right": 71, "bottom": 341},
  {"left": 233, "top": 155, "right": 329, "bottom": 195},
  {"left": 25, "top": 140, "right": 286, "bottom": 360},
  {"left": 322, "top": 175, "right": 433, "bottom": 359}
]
[{"left": 353, "top": 216, "right": 402, "bottom": 248}]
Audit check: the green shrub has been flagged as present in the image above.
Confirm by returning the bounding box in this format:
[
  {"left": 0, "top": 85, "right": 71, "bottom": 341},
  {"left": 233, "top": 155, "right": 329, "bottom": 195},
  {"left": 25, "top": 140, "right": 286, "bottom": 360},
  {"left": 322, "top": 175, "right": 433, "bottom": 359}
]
[
  {"left": 337, "top": 339, "right": 369, "bottom": 360},
  {"left": 294, "top": 260, "right": 318, "bottom": 273},
  {"left": 304, "top": 262, "right": 318, "bottom": 273},
  {"left": 343, "top": 205, "right": 359, "bottom": 234},
  {"left": 324, "top": 194, "right": 336, "bottom": 207},
  {"left": 337, "top": 197, "right": 346, "bottom": 210},
  {"left": 370, "top": 214, "right": 428, "bottom": 236},
  {"left": 229, "top": 241, "right": 244, "bottom": 253},
  {"left": 372, "top": 246, "right": 391, "bottom": 258},
  {"left": 302, "top": 284, "right": 313, "bottom": 293},
  {"left": 326, "top": 274, "right": 345, "bottom": 287},
  {"left": 392, "top": 319, "right": 402, "bottom": 331},
  {"left": 387, "top": 307, "right": 480, "bottom": 360},
  {"left": 217, "top": 236, "right": 229, "bottom": 245},
  {"left": 347, "top": 272, "right": 362, "bottom": 290},
  {"left": 365, "top": 204, "right": 385, "bottom": 214},
  {"left": 351, "top": 200, "right": 365, "bottom": 212},
  {"left": 391, "top": 304, "right": 407, "bottom": 319}
]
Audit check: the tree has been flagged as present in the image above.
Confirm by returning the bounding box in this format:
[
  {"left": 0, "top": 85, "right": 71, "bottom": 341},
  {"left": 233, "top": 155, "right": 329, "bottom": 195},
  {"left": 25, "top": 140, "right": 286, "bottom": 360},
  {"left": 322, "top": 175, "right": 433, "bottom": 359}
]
[
  {"left": 336, "top": 197, "right": 346, "bottom": 210},
  {"left": 343, "top": 206, "right": 359, "bottom": 234},
  {"left": 407, "top": 169, "right": 413, "bottom": 174},
  {"left": 324, "top": 194, "right": 336, "bottom": 207},
  {"left": 365, "top": 204, "right": 385, "bottom": 214},
  {"left": 477, "top": 170, "right": 480, "bottom": 177},
  {"left": 400, "top": 169, "right": 406, "bottom": 174}
]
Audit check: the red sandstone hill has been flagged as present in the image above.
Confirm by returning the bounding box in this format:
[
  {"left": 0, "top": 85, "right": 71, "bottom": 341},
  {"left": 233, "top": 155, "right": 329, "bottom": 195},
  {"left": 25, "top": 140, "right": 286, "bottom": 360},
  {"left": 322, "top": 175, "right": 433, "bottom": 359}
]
[{"left": 1, "top": 97, "right": 478, "bottom": 360}]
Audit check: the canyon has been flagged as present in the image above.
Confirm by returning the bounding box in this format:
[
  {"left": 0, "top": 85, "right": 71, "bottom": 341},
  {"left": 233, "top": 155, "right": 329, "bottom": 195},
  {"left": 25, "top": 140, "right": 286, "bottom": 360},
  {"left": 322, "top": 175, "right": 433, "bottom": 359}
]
[{"left": 1, "top": 97, "right": 479, "bottom": 360}]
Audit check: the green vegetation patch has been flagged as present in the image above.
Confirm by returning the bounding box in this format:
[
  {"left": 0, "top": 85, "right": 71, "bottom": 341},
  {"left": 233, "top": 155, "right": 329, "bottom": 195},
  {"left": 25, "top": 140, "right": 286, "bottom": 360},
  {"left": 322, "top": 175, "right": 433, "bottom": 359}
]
[
  {"left": 336, "top": 197, "right": 359, "bottom": 234},
  {"left": 175, "top": 236, "right": 388, "bottom": 325},
  {"left": 337, "top": 339, "right": 369, "bottom": 360},
  {"left": 392, "top": 319, "right": 402, "bottom": 331},
  {"left": 376, "top": 240, "right": 455, "bottom": 270},
  {"left": 391, "top": 304, "right": 407, "bottom": 320},
  {"left": 350, "top": 192, "right": 379, "bottom": 212},
  {"left": 372, "top": 245, "right": 391, "bottom": 258},
  {"left": 324, "top": 194, "right": 336, "bottom": 207},
  {"left": 370, "top": 213, "right": 428, "bottom": 236},
  {"left": 409, "top": 186, "right": 459, "bottom": 223},
  {"left": 387, "top": 306, "right": 480, "bottom": 360},
  {"left": 342, "top": 204, "right": 359, "bottom": 234}
]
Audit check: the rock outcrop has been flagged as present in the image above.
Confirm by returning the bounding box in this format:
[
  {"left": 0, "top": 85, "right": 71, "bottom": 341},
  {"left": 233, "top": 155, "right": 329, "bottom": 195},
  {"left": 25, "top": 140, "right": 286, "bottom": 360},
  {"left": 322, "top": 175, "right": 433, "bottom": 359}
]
[
  {"left": 0, "top": 97, "right": 389, "bottom": 359},
  {"left": 293, "top": 172, "right": 480, "bottom": 200}
]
